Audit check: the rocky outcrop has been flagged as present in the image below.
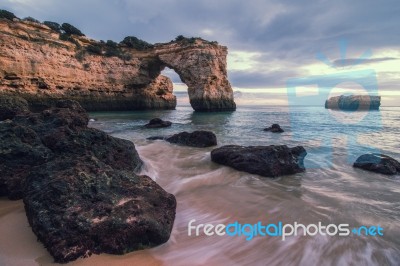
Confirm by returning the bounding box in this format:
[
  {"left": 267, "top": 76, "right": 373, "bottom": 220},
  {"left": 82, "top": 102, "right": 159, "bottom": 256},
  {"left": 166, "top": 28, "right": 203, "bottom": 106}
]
[
  {"left": 0, "top": 94, "right": 29, "bottom": 120},
  {"left": 264, "top": 124, "right": 284, "bottom": 133},
  {"left": 144, "top": 118, "right": 172, "bottom": 128},
  {"left": 211, "top": 145, "right": 307, "bottom": 177},
  {"left": 0, "top": 96, "right": 176, "bottom": 262},
  {"left": 0, "top": 18, "right": 235, "bottom": 111},
  {"left": 148, "top": 131, "right": 217, "bottom": 147},
  {"left": 353, "top": 154, "right": 400, "bottom": 175},
  {"left": 325, "top": 95, "right": 381, "bottom": 110}
]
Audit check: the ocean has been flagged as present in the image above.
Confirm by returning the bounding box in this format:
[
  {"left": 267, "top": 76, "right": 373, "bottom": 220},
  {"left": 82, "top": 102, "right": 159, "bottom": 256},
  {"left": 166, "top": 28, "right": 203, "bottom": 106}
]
[{"left": 1, "top": 105, "right": 399, "bottom": 265}]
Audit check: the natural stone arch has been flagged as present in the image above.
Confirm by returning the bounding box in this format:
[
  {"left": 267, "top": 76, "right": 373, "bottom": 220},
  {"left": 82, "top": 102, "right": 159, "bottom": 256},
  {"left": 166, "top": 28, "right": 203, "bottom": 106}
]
[{"left": 155, "top": 40, "right": 236, "bottom": 111}]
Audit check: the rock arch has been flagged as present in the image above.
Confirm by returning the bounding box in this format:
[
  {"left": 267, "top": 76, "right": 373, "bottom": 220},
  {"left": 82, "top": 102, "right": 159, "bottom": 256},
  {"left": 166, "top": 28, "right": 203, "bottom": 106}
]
[
  {"left": 0, "top": 19, "right": 236, "bottom": 112},
  {"left": 154, "top": 40, "right": 236, "bottom": 111}
]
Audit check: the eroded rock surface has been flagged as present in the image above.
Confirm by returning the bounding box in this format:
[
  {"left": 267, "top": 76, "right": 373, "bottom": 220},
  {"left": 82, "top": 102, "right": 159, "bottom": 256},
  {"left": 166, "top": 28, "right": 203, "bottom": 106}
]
[
  {"left": 353, "top": 154, "right": 400, "bottom": 175},
  {"left": 0, "top": 19, "right": 235, "bottom": 111},
  {"left": 211, "top": 145, "right": 307, "bottom": 177},
  {"left": 0, "top": 96, "right": 176, "bottom": 263},
  {"left": 148, "top": 131, "right": 217, "bottom": 147}
]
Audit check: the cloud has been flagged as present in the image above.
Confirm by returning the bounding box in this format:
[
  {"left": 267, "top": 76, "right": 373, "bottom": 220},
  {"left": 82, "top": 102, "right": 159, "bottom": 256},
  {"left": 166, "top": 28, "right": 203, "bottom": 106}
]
[
  {"left": 333, "top": 57, "right": 398, "bottom": 67},
  {"left": 1, "top": 0, "right": 399, "bottom": 104}
]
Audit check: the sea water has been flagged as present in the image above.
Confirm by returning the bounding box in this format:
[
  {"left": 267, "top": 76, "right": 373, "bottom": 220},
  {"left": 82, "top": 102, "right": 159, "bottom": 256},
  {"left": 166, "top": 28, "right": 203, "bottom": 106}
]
[
  {"left": 0, "top": 105, "right": 399, "bottom": 265},
  {"left": 87, "top": 105, "right": 400, "bottom": 265}
]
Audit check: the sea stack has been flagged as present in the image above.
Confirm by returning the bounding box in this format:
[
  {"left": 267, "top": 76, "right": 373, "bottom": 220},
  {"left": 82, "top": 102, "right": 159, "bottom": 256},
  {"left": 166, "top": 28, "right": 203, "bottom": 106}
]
[{"left": 325, "top": 95, "right": 381, "bottom": 110}]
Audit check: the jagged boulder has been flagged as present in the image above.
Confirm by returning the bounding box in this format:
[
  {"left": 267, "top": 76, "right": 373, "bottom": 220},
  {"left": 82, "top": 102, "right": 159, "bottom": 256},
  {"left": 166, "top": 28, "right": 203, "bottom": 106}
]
[
  {"left": 211, "top": 145, "right": 307, "bottom": 177},
  {"left": 24, "top": 157, "right": 176, "bottom": 263},
  {"left": 0, "top": 99, "right": 176, "bottom": 263}
]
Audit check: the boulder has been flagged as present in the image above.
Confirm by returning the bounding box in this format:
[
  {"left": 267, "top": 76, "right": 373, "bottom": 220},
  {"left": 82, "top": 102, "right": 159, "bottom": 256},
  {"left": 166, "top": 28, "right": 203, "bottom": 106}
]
[
  {"left": 211, "top": 145, "right": 307, "bottom": 177},
  {"left": 353, "top": 154, "right": 400, "bottom": 175},
  {"left": 144, "top": 118, "right": 172, "bottom": 128},
  {"left": 148, "top": 131, "right": 217, "bottom": 147},
  {"left": 24, "top": 157, "right": 176, "bottom": 263},
  {"left": 0, "top": 100, "right": 176, "bottom": 263},
  {"left": 264, "top": 124, "right": 284, "bottom": 133}
]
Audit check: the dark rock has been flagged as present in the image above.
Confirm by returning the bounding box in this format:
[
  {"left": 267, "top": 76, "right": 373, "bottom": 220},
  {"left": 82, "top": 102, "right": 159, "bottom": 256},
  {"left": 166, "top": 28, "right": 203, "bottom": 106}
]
[
  {"left": 164, "top": 131, "right": 217, "bottom": 147},
  {"left": 353, "top": 154, "right": 400, "bottom": 175},
  {"left": 211, "top": 145, "right": 307, "bottom": 177},
  {"left": 325, "top": 95, "right": 381, "bottom": 110},
  {"left": 4, "top": 72, "right": 21, "bottom": 80},
  {"left": 147, "top": 136, "right": 166, "bottom": 141},
  {"left": 0, "top": 95, "right": 29, "bottom": 121},
  {"left": 264, "top": 124, "right": 284, "bottom": 133},
  {"left": 0, "top": 121, "right": 53, "bottom": 199},
  {"left": 24, "top": 157, "right": 176, "bottom": 263},
  {"left": 0, "top": 100, "right": 176, "bottom": 262},
  {"left": 144, "top": 118, "right": 172, "bottom": 128}
]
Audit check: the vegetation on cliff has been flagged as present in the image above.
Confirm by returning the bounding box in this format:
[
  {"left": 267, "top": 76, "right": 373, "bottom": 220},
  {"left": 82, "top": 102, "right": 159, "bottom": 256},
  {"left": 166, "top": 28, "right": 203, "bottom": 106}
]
[{"left": 0, "top": 9, "right": 17, "bottom": 20}]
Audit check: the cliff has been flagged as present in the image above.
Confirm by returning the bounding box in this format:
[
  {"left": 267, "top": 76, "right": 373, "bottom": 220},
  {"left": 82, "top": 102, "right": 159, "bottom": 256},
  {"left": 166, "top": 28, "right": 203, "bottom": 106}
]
[
  {"left": 325, "top": 95, "right": 381, "bottom": 110},
  {"left": 0, "top": 18, "right": 236, "bottom": 111}
]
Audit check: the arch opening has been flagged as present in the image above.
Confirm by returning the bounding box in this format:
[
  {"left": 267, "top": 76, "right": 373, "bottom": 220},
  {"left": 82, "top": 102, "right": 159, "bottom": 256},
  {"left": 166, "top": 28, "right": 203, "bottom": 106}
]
[{"left": 160, "top": 67, "right": 189, "bottom": 107}]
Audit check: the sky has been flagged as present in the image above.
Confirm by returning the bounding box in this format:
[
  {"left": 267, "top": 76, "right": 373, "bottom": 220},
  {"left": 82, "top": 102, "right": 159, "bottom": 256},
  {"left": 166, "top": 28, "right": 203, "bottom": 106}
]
[{"left": 1, "top": 0, "right": 400, "bottom": 106}]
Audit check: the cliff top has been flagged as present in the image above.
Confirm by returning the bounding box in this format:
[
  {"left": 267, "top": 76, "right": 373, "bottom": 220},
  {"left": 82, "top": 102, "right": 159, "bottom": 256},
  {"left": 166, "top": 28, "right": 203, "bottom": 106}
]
[{"left": 0, "top": 9, "right": 222, "bottom": 59}]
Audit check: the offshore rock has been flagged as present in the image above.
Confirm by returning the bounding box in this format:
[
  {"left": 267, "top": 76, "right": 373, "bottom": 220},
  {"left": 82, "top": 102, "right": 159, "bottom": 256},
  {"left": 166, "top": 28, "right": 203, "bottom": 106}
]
[
  {"left": 353, "top": 154, "right": 400, "bottom": 175},
  {"left": 0, "top": 19, "right": 235, "bottom": 112},
  {"left": 0, "top": 98, "right": 176, "bottom": 262},
  {"left": 325, "top": 95, "right": 381, "bottom": 110},
  {"left": 264, "top": 124, "right": 284, "bottom": 133},
  {"left": 211, "top": 145, "right": 307, "bottom": 177},
  {"left": 144, "top": 118, "right": 172, "bottom": 128},
  {"left": 148, "top": 130, "right": 217, "bottom": 147}
]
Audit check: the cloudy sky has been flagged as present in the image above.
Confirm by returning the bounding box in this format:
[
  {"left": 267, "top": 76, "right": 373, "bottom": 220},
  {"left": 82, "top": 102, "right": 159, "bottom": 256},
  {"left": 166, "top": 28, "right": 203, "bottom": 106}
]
[{"left": 2, "top": 0, "right": 399, "bottom": 106}]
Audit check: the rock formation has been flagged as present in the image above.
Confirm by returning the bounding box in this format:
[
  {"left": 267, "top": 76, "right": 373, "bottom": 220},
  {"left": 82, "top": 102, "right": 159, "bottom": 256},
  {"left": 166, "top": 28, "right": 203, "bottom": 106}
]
[
  {"left": 211, "top": 145, "right": 307, "bottom": 177},
  {"left": 0, "top": 18, "right": 235, "bottom": 111},
  {"left": 0, "top": 96, "right": 176, "bottom": 262},
  {"left": 144, "top": 118, "right": 172, "bottom": 128},
  {"left": 148, "top": 131, "right": 217, "bottom": 147},
  {"left": 353, "top": 154, "right": 400, "bottom": 175},
  {"left": 264, "top": 124, "right": 284, "bottom": 133},
  {"left": 325, "top": 95, "right": 381, "bottom": 110}
]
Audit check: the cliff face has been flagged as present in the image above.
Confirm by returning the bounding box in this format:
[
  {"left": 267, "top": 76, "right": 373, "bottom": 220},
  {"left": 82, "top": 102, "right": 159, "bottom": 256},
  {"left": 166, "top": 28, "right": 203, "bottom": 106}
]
[
  {"left": 325, "top": 95, "right": 381, "bottom": 110},
  {"left": 0, "top": 19, "right": 235, "bottom": 111}
]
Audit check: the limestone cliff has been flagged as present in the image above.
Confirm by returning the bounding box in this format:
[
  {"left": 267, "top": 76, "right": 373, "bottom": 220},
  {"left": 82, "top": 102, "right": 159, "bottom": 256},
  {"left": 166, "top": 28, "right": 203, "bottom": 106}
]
[
  {"left": 0, "top": 18, "right": 236, "bottom": 111},
  {"left": 325, "top": 95, "right": 381, "bottom": 110}
]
